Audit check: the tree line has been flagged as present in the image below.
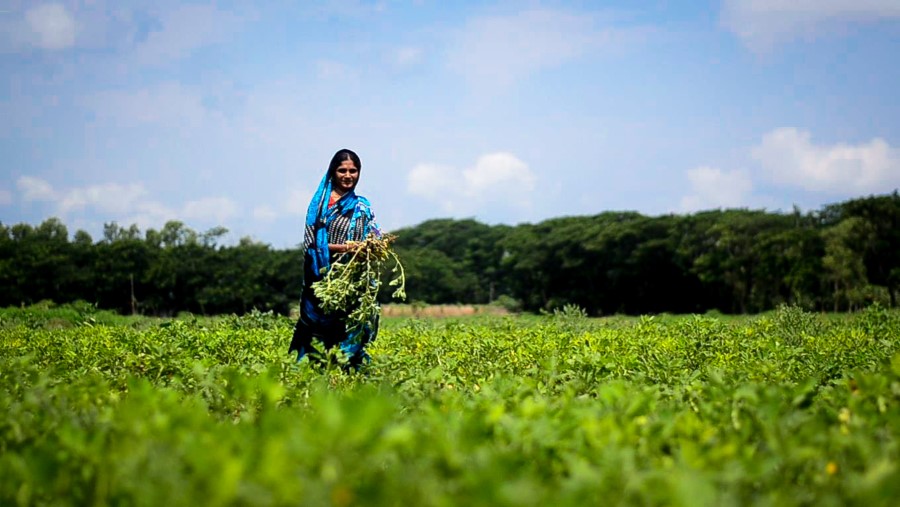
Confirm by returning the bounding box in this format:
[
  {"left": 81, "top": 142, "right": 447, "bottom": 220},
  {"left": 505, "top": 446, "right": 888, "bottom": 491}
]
[
  {"left": 0, "top": 220, "right": 303, "bottom": 316},
  {"left": 2, "top": 192, "right": 898, "bottom": 316}
]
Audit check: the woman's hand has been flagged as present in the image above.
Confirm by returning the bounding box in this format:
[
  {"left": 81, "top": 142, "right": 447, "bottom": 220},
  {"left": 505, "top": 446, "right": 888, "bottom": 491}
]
[{"left": 328, "top": 242, "right": 361, "bottom": 254}]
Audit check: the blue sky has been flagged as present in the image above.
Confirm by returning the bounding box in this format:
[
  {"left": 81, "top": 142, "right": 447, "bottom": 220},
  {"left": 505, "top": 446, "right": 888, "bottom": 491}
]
[{"left": 2, "top": 0, "right": 899, "bottom": 248}]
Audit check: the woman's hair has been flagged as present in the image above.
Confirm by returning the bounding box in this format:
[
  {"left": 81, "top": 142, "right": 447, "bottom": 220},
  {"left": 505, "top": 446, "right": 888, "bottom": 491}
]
[{"left": 328, "top": 149, "right": 362, "bottom": 180}]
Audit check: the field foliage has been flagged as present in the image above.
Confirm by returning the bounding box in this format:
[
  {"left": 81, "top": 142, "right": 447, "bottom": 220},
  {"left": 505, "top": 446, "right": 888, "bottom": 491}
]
[{"left": 2, "top": 305, "right": 900, "bottom": 505}]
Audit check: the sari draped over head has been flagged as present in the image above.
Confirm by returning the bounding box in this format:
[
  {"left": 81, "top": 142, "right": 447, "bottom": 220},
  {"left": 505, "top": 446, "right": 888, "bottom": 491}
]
[{"left": 289, "top": 168, "right": 380, "bottom": 369}]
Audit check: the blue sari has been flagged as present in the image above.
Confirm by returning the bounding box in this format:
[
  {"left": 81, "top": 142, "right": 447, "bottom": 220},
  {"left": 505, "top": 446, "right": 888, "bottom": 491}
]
[{"left": 289, "top": 169, "right": 379, "bottom": 369}]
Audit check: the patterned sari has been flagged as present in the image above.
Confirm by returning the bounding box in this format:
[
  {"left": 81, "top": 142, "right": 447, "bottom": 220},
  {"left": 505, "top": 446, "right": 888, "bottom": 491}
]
[{"left": 288, "top": 169, "right": 380, "bottom": 369}]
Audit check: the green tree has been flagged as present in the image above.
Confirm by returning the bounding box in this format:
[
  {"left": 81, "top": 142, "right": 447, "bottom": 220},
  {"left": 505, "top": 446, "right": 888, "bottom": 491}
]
[
  {"left": 822, "top": 217, "right": 871, "bottom": 311},
  {"left": 831, "top": 192, "right": 900, "bottom": 306}
]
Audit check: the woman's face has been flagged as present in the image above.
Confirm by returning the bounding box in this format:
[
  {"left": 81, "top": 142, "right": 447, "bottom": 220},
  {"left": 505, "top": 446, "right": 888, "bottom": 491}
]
[{"left": 333, "top": 159, "right": 359, "bottom": 193}]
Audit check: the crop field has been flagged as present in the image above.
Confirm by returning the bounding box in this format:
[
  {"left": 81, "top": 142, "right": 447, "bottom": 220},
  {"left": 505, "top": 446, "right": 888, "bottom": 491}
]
[{"left": 2, "top": 305, "right": 900, "bottom": 506}]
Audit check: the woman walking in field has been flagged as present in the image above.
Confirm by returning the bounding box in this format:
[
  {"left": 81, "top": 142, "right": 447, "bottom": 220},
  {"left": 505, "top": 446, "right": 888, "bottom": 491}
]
[{"left": 289, "top": 148, "right": 382, "bottom": 370}]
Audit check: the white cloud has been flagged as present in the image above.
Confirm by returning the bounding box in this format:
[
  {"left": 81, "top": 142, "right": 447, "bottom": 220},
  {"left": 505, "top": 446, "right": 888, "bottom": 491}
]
[
  {"left": 310, "top": 1, "right": 388, "bottom": 19},
  {"left": 25, "top": 3, "right": 76, "bottom": 50},
  {"left": 182, "top": 197, "right": 239, "bottom": 223},
  {"left": 58, "top": 183, "right": 148, "bottom": 214},
  {"left": 721, "top": 0, "right": 900, "bottom": 51},
  {"left": 131, "top": 4, "right": 244, "bottom": 66},
  {"left": 753, "top": 128, "right": 900, "bottom": 193},
  {"left": 1, "top": 2, "right": 133, "bottom": 54},
  {"left": 389, "top": 46, "right": 424, "bottom": 67},
  {"left": 85, "top": 82, "right": 210, "bottom": 126},
  {"left": 0, "top": 188, "right": 12, "bottom": 206},
  {"left": 253, "top": 205, "right": 278, "bottom": 221},
  {"left": 14, "top": 176, "right": 248, "bottom": 232},
  {"left": 316, "top": 59, "right": 355, "bottom": 80},
  {"left": 447, "top": 9, "right": 640, "bottom": 90},
  {"left": 463, "top": 152, "right": 534, "bottom": 196},
  {"left": 18, "top": 176, "right": 57, "bottom": 201},
  {"left": 407, "top": 152, "right": 536, "bottom": 213},
  {"left": 407, "top": 163, "right": 461, "bottom": 204},
  {"left": 2, "top": 3, "right": 245, "bottom": 62},
  {"left": 133, "top": 200, "right": 174, "bottom": 217},
  {"left": 119, "top": 200, "right": 178, "bottom": 233},
  {"left": 27, "top": 179, "right": 172, "bottom": 225},
  {"left": 680, "top": 166, "right": 754, "bottom": 212}
]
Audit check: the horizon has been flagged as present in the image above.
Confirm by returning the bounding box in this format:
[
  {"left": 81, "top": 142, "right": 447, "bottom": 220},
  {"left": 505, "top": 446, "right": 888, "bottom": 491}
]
[{"left": 6, "top": 188, "right": 897, "bottom": 249}]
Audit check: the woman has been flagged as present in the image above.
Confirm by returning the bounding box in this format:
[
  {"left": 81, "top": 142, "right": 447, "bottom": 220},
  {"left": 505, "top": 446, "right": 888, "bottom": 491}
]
[{"left": 289, "top": 148, "right": 381, "bottom": 369}]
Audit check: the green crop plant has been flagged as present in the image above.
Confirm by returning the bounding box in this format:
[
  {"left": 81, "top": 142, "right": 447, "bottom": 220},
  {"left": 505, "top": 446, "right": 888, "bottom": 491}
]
[
  {"left": 313, "top": 234, "right": 407, "bottom": 331},
  {"left": 1, "top": 305, "right": 900, "bottom": 505}
]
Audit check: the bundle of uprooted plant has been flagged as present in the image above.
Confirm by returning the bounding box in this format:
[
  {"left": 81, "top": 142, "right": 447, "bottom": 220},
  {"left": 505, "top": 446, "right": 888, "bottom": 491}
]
[{"left": 312, "top": 233, "right": 406, "bottom": 330}]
